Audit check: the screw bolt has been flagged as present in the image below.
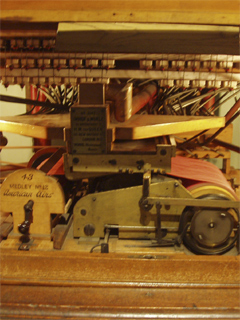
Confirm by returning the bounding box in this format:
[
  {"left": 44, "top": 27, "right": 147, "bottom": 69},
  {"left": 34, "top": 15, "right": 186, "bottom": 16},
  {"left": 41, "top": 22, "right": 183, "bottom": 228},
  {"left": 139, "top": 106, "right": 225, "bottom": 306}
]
[
  {"left": 80, "top": 209, "right": 87, "bottom": 216},
  {"left": 73, "top": 157, "right": 79, "bottom": 164},
  {"left": 84, "top": 224, "right": 95, "bottom": 236}
]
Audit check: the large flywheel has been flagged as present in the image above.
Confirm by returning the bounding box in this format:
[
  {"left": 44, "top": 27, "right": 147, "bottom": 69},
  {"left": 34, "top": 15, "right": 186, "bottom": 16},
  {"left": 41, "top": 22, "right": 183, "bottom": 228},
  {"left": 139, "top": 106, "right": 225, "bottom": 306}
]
[{"left": 181, "top": 183, "right": 239, "bottom": 255}]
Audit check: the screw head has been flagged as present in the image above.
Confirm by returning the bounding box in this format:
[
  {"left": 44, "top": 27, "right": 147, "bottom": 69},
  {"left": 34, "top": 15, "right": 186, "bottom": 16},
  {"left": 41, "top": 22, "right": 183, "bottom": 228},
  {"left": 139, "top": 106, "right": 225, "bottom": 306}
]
[
  {"left": 209, "top": 222, "right": 215, "bottom": 228},
  {"left": 84, "top": 224, "right": 95, "bottom": 236},
  {"left": 73, "top": 157, "right": 79, "bottom": 164},
  {"left": 80, "top": 209, "right": 87, "bottom": 216}
]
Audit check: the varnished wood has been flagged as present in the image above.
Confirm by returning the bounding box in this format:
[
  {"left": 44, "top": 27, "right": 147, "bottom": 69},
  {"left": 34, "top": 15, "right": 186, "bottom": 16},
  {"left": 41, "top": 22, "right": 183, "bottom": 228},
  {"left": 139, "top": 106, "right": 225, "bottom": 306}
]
[
  {"left": 0, "top": 1, "right": 239, "bottom": 25},
  {"left": 112, "top": 115, "right": 225, "bottom": 140},
  {"left": 0, "top": 248, "right": 239, "bottom": 319},
  {"left": 0, "top": 214, "right": 13, "bottom": 241},
  {"left": 0, "top": 168, "right": 65, "bottom": 236},
  {"left": 0, "top": 114, "right": 69, "bottom": 139},
  {"left": 0, "top": 114, "right": 225, "bottom": 141},
  {"left": 56, "top": 23, "right": 239, "bottom": 55},
  {"left": 51, "top": 215, "right": 73, "bottom": 250}
]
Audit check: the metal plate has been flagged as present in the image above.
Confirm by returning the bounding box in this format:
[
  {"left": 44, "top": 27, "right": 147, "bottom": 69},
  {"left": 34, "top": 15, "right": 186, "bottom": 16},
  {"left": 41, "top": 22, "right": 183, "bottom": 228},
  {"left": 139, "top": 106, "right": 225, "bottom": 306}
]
[
  {"left": 71, "top": 104, "right": 109, "bottom": 154},
  {"left": 191, "top": 209, "right": 234, "bottom": 248}
]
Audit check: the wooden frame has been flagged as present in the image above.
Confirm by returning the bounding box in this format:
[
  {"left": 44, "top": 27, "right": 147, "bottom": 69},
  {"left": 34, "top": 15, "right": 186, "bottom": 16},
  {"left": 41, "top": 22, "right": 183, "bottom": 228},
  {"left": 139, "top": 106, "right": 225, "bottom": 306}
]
[
  {"left": 0, "top": 1, "right": 240, "bottom": 318},
  {"left": 0, "top": 1, "right": 239, "bottom": 26}
]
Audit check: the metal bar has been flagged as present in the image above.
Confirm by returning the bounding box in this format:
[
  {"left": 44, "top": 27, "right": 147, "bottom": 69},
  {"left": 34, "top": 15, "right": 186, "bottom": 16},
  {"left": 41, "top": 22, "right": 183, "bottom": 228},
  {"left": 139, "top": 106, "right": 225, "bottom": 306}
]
[
  {"left": 213, "top": 139, "right": 240, "bottom": 154},
  {"left": 146, "top": 197, "right": 240, "bottom": 209},
  {"left": 200, "top": 110, "right": 240, "bottom": 147},
  {"left": 104, "top": 224, "right": 178, "bottom": 232},
  {"left": 156, "top": 202, "right": 162, "bottom": 243}
]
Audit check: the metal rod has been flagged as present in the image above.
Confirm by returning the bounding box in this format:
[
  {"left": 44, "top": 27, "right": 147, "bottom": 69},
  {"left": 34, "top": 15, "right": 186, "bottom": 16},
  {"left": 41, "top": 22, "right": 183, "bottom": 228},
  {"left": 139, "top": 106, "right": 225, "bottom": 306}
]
[
  {"left": 104, "top": 224, "right": 178, "bottom": 232},
  {"left": 147, "top": 197, "right": 239, "bottom": 208}
]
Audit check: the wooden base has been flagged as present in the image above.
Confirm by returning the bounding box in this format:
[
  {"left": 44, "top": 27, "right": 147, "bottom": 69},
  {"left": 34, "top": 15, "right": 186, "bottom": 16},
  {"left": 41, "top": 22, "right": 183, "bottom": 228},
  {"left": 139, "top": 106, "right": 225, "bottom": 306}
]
[{"left": 0, "top": 248, "right": 239, "bottom": 319}]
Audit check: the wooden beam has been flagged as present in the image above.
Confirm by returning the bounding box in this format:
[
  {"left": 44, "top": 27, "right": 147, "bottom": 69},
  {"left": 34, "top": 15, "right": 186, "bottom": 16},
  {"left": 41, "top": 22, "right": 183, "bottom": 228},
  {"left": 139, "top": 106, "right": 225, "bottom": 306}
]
[
  {"left": 111, "top": 115, "right": 225, "bottom": 140},
  {"left": 0, "top": 1, "right": 239, "bottom": 26},
  {"left": 0, "top": 114, "right": 225, "bottom": 141}
]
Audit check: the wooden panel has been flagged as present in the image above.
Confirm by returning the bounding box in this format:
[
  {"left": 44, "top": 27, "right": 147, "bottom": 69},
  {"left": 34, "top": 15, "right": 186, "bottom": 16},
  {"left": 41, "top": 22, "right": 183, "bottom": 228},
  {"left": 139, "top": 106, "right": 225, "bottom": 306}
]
[
  {"left": 0, "top": 1, "right": 239, "bottom": 25},
  {"left": 56, "top": 23, "right": 239, "bottom": 55},
  {"left": 112, "top": 115, "right": 225, "bottom": 140},
  {"left": 0, "top": 249, "right": 239, "bottom": 319}
]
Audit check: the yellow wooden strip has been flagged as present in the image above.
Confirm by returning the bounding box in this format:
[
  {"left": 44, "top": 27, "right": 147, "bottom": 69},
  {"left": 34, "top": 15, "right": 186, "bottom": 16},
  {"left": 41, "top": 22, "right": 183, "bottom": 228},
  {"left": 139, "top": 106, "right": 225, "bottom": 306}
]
[
  {"left": 0, "top": 114, "right": 70, "bottom": 139},
  {"left": 111, "top": 115, "right": 225, "bottom": 140},
  {"left": 0, "top": 114, "right": 225, "bottom": 141}
]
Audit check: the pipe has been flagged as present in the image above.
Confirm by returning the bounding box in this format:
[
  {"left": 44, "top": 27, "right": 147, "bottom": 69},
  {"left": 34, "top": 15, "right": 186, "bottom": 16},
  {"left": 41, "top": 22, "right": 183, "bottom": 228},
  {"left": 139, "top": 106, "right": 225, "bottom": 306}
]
[
  {"left": 132, "top": 83, "right": 157, "bottom": 116},
  {"left": 106, "top": 82, "right": 157, "bottom": 122},
  {"left": 106, "top": 83, "right": 133, "bottom": 122}
]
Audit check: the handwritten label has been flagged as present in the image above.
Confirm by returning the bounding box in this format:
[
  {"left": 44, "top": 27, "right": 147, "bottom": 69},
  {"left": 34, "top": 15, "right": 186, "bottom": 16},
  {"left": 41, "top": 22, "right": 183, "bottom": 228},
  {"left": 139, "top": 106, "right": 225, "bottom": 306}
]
[{"left": 71, "top": 105, "right": 107, "bottom": 154}]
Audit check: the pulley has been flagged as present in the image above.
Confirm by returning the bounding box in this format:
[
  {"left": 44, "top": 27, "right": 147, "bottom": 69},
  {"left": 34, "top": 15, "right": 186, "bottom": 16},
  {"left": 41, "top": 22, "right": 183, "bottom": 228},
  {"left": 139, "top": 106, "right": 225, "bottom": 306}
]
[{"left": 182, "top": 183, "right": 239, "bottom": 255}]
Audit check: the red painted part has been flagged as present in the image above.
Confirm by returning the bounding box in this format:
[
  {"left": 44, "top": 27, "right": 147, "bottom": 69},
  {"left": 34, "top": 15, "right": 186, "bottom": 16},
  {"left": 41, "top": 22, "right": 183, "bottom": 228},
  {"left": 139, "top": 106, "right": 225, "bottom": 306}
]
[
  {"left": 201, "top": 89, "right": 215, "bottom": 112},
  {"left": 30, "top": 85, "right": 46, "bottom": 114},
  {"left": 27, "top": 147, "right": 59, "bottom": 168},
  {"left": 30, "top": 85, "right": 50, "bottom": 146},
  {"left": 46, "top": 157, "right": 65, "bottom": 175},
  {"left": 169, "top": 156, "right": 237, "bottom": 199}
]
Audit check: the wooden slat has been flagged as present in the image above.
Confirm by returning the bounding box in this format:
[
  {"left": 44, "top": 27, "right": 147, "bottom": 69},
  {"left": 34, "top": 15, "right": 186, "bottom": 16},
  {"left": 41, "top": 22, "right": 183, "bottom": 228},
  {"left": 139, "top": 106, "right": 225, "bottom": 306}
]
[
  {"left": 51, "top": 216, "right": 73, "bottom": 250},
  {"left": 0, "top": 114, "right": 225, "bottom": 141},
  {"left": 0, "top": 0, "right": 239, "bottom": 25},
  {"left": 112, "top": 115, "right": 225, "bottom": 140},
  {"left": 0, "top": 114, "right": 70, "bottom": 139}
]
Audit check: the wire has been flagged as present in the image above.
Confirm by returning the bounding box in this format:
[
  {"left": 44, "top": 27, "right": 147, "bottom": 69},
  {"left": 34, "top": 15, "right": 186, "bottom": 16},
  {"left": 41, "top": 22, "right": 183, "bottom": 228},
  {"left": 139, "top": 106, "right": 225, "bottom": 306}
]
[
  {"left": 0, "top": 94, "right": 66, "bottom": 110},
  {"left": 90, "top": 244, "right": 101, "bottom": 253}
]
